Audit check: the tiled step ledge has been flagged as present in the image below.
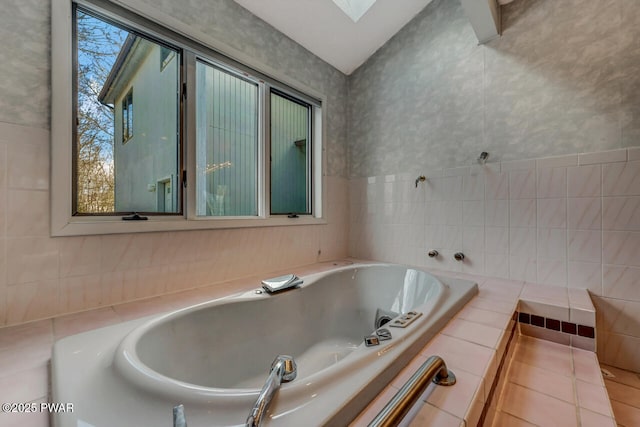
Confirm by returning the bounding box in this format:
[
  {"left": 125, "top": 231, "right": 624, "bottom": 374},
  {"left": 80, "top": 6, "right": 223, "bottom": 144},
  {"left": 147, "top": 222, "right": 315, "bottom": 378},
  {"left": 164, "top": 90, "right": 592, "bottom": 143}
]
[
  {"left": 486, "top": 335, "right": 615, "bottom": 426},
  {"left": 351, "top": 273, "right": 614, "bottom": 427}
]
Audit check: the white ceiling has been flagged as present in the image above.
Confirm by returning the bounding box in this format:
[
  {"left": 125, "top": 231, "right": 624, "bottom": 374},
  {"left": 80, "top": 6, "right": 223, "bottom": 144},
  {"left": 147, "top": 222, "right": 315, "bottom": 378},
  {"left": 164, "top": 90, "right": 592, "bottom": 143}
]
[{"left": 233, "top": 0, "right": 435, "bottom": 75}]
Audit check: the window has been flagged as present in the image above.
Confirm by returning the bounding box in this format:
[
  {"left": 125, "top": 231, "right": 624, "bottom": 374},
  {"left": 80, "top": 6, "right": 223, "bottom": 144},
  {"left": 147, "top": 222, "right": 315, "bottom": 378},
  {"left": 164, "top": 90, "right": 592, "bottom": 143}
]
[
  {"left": 121, "top": 89, "right": 133, "bottom": 143},
  {"left": 331, "top": 0, "right": 377, "bottom": 22},
  {"left": 196, "top": 61, "right": 260, "bottom": 217},
  {"left": 270, "top": 90, "right": 312, "bottom": 215},
  {"left": 74, "top": 7, "right": 180, "bottom": 215},
  {"left": 51, "top": 0, "right": 325, "bottom": 235}
]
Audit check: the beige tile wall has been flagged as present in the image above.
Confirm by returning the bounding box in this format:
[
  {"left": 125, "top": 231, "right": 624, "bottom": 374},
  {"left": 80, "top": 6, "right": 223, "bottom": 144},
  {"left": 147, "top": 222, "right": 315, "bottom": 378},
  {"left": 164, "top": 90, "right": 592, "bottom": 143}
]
[{"left": 349, "top": 148, "right": 640, "bottom": 372}]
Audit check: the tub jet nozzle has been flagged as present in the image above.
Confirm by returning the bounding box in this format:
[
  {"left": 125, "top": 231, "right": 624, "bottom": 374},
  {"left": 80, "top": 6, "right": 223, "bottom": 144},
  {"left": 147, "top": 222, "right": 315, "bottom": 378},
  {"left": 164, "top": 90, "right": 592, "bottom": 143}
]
[
  {"left": 477, "top": 152, "right": 489, "bottom": 164},
  {"left": 375, "top": 308, "right": 400, "bottom": 329}
]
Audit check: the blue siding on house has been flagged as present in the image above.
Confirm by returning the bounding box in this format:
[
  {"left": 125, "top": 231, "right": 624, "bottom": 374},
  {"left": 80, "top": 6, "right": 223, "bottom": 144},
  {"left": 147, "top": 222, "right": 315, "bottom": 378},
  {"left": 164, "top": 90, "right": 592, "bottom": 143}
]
[
  {"left": 197, "top": 63, "right": 258, "bottom": 216},
  {"left": 270, "top": 92, "right": 309, "bottom": 214},
  {"left": 196, "top": 63, "right": 312, "bottom": 217}
]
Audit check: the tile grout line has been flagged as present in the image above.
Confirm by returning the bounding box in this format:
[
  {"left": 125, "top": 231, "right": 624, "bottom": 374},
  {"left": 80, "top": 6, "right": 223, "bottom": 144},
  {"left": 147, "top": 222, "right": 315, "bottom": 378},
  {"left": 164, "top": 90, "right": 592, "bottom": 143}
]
[{"left": 571, "top": 346, "right": 583, "bottom": 427}]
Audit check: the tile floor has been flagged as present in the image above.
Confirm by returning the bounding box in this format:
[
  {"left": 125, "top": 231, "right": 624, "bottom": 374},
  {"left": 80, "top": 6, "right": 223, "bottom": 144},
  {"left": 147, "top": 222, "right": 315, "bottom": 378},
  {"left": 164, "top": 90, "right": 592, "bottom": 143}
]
[
  {"left": 491, "top": 335, "right": 616, "bottom": 427},
  {"left": 601, "top": 364, "right": 640, "bottom": 427}
]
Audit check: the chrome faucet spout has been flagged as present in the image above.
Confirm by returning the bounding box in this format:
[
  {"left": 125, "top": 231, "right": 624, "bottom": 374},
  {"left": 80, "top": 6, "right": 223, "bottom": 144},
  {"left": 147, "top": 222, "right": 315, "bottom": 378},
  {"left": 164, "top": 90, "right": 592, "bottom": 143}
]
[
  {"left": 261, "top": 274, "right": 303, "bottom": 294},
  {"left": 246, "top": 355, "right": 297, "bottom": 427},
  {"left": 173, "top": 404, "right": 187, "bottom": 427}
]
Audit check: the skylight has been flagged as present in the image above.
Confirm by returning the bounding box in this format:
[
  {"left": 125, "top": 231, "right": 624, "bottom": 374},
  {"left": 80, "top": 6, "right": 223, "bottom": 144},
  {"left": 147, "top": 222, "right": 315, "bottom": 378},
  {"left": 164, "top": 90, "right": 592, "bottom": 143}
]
[{"left": 331, "top": 0, "right": 377, "bottom": 23}]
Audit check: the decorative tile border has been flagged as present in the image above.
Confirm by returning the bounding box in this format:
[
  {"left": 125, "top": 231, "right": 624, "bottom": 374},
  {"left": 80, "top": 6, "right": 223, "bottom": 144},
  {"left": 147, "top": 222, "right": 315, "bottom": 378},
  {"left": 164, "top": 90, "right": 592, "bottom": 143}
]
[{"left": 517, "top": 311, "right": 595, "bottom": 339}]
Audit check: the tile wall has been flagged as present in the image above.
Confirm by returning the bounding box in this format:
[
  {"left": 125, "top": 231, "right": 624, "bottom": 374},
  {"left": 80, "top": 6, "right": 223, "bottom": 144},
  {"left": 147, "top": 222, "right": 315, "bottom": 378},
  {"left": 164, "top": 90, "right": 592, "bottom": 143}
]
[
  {"left": 345, "top": 0, "right": 640, "bottom": 372},
  {"left": 349, "top": 148, "right": 640, "bottom": 371}
]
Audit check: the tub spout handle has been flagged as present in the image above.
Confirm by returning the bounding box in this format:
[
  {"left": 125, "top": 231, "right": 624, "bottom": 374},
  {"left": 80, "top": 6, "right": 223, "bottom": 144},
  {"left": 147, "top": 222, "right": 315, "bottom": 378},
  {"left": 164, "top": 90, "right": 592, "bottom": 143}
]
[
  {"left": 246, "top": 355, "right": 297, "bottom": 427},
  {"left": 173, "top": 404, "right": 187, "bottom": 427}
]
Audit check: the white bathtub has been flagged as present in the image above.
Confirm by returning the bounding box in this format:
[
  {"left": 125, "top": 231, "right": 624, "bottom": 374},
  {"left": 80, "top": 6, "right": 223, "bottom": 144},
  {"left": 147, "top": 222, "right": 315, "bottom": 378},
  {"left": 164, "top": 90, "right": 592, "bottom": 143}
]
[{"left": 52, "top": 263, "right": 477, "bottom": 427}]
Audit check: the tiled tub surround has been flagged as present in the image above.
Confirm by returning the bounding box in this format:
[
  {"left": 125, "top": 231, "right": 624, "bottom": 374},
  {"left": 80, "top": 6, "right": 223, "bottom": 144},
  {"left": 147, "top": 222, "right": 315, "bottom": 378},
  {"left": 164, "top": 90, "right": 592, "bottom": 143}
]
[
  {"left": 52, "top": 263, "right": 478, "bottom": 427},
  {"left": 0, "top": 261, "right": 355, "bottom": 427},
  {"left": 349, "top": 147, "right": 640, "bottom": 372},
  {"left": 0, "top": 260, "right": 613, "bottom": 427}
]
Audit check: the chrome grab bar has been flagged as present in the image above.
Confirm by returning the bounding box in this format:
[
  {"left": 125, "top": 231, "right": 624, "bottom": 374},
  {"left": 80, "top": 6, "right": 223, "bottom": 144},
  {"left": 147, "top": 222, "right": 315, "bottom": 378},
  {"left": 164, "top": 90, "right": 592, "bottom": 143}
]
[
  {"left": 368, "top": 355, "right": 456, "bottom": 427},
  {"left": 246, "top": 355, "right": 297, "bottom": 427}
]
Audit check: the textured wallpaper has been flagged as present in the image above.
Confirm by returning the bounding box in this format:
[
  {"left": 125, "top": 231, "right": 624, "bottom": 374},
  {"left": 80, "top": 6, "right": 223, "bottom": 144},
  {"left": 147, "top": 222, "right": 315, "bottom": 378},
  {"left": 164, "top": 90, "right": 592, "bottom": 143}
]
[
  {"left": 0, "top": 0, "right": 51, "bottom": 129},
  {"left": 348, "top": 0, "right": 640, "bottom": 178},
  {"left": 0, "top": 0, "right": 349, "bottom": 177}
]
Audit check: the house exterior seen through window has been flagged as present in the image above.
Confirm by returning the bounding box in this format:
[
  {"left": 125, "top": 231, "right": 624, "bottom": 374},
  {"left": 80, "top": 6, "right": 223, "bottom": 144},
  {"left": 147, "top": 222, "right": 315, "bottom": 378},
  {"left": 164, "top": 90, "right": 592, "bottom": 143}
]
[
  {"left": 270, "top": 91, "right": 312, "bottom": 215},
  {"left": 195, "top": 61, "right": 259, "bottom": 217},
  {"left": 57, "top": 0, "right": 324, "bottom": 234},
  {"left": 76, "top": 8, "right": 180, "bottom": 215}
]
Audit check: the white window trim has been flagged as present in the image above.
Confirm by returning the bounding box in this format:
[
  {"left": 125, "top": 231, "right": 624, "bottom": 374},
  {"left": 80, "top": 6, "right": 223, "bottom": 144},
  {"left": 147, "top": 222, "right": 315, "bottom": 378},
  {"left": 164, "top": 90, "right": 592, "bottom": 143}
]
[{"left": 51, "top": 0, "right": 327, "bottom": 236}]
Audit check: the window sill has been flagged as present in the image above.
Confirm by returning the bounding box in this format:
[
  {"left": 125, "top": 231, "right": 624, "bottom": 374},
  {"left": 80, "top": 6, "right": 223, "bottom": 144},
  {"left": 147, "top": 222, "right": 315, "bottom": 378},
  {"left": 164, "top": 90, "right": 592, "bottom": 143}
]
[{"left": 50, "top": 215, "right": 328, "bottom": 237}]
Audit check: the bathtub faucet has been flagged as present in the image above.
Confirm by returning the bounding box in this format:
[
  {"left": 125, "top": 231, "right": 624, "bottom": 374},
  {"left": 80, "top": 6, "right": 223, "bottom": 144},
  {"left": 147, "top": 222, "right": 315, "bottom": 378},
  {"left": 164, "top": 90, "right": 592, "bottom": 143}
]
[
  {"left": 173, "top": 404, "right": 187, "bottom": 427},
  {"left": 246, "top": 355, "right": 297, "bottom": 427}
]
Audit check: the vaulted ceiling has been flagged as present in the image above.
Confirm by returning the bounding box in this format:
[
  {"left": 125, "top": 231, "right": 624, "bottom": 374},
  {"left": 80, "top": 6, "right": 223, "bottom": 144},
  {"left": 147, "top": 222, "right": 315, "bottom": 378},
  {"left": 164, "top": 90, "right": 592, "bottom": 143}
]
[{"left": 233, "top": 0, "right": 508, "bottom": 75}]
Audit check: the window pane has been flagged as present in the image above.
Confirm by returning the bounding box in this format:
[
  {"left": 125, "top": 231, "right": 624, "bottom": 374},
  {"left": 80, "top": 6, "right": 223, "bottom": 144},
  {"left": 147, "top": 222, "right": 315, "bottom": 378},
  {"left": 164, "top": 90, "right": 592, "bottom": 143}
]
[
  {"left": 122, "top": 89, "right": 133, "bottom": 143},
  {"left": 270, "top": 91, "right": 311, "bottom": 215},
  {"left": 75, "top": 8, "right": 180, "bottom": 214},
  {"left": 196, "top": 61, "right": 259, "bottom": 217}
]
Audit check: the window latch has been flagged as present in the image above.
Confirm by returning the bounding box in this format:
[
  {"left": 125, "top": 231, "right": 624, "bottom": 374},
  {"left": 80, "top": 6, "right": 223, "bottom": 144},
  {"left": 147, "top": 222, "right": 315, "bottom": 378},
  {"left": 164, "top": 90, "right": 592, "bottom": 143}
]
[
  {"left": 287, "top": 213, "right": 299, "bottom": 219},
  {"left": 122, "top": 213, "right": 148, "bottom": 221}
]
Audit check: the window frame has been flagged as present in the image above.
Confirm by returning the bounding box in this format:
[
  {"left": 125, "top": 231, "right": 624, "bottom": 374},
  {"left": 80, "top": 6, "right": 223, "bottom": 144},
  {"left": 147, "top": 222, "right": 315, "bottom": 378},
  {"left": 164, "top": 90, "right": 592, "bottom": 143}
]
[
  {"left": 51, "top": 0, "right": 326, "bottom": 236},
  {"left": 71, "top": 3, "right": 184, "bottom": 218}
]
